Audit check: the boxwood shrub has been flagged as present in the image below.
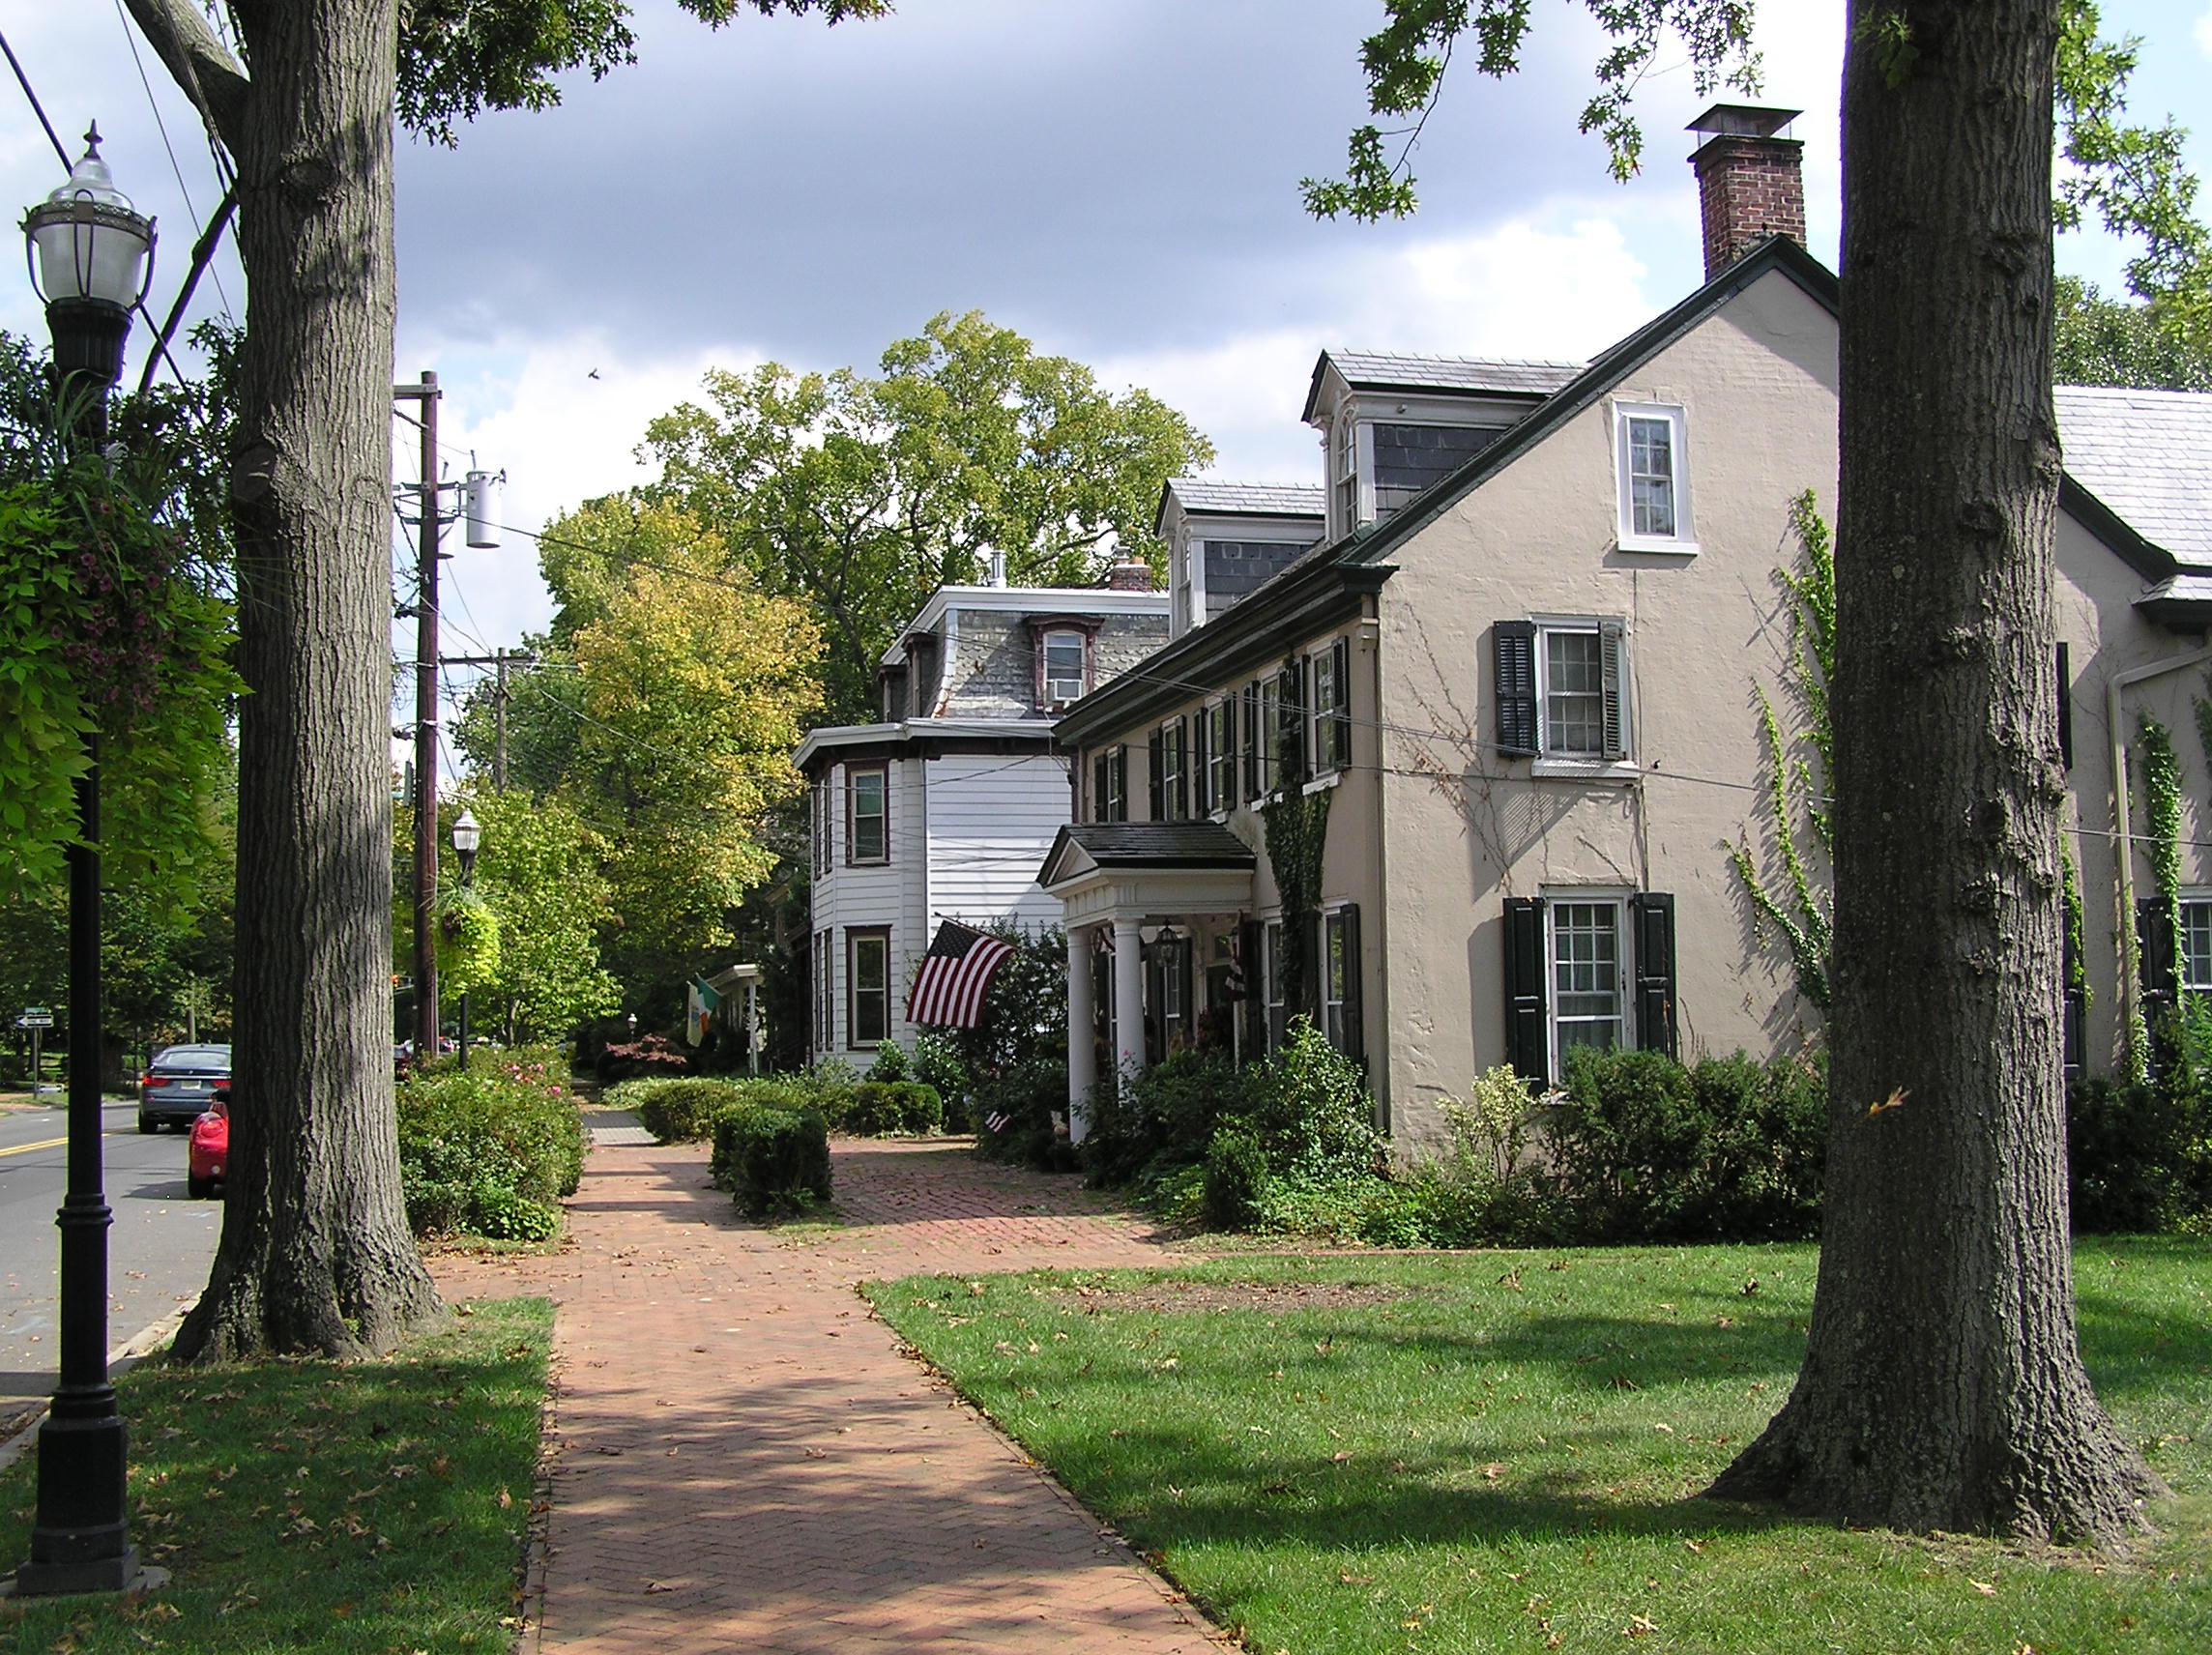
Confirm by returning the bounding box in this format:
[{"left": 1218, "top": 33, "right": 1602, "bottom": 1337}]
[
  {"left": 606, "top": 1077, "right": 746, "bottom": 1144},
  {"left": 844, "top": 1081, "right": 944, "bottom": 1136},
  {"left": 397, "top": 1054, "right": 584, "bottom": 1240},
  {"left": 713, "top": 1103, "right": 832, "bottom": 1218}
]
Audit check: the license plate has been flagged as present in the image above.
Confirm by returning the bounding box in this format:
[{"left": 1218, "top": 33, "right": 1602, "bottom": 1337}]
[{"left": 177, "top": 1080, "right": 202, "bottom": 1090}]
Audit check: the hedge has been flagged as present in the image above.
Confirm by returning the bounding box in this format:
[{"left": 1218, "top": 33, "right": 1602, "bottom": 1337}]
[
  {"left": 712, "top": 1103, "right": 832, "bottom": 1218},
  {"left": 397, "top": 1052, "right": 584, "bottom": 1240}
]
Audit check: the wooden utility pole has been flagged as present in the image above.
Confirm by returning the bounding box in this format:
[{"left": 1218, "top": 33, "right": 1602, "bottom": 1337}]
[
  {"left": 438, "top": 649, "right": 537, "bottom": 794},
  {"left": 394, "top": 371, "right": 442, "bottom": 1060}
]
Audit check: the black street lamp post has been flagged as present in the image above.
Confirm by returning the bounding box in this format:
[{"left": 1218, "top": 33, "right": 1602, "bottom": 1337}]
[
  {"left": 7, "top": 126, "right": 158, "bottom": 1601},
  {"left": 451, "top": 809, "right": 480, "bottom": 1064}
]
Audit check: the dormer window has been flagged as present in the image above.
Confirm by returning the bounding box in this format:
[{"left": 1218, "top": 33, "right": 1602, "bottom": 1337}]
[
  {"left": 1042, "top": 629, "right": 1088, "bottom": 706},
  {"left": 1332, "top": 415, "right": 1360, "bottom": 536}
]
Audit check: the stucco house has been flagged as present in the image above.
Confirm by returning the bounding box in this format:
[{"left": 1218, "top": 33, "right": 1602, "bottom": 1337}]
[
  {"left": 797, "top": 570, "right": 1168, "bottom": 1061},
  {"left": 1037, "top": 103, "right": 2212, "bottom": 1149}
]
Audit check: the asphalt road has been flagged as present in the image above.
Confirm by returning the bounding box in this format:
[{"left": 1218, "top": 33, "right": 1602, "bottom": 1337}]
[{"left": 0, "top": 1096, "right": 222, "bottom": 1414}]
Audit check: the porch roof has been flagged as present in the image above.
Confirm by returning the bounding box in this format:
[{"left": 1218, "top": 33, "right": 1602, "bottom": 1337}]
[{"left": 1038, "top": 822, "right": 1258, "bottom": 926}]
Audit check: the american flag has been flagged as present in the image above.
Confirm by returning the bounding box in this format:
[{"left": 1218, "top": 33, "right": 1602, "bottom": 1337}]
[{"left": 905, "top": 919, "right": 1017, "bottom": 1029}]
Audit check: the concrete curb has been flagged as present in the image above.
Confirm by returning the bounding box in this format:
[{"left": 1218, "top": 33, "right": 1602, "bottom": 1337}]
[{"left": 0, "top": 1298, "right": 197, "bottom": 1474}]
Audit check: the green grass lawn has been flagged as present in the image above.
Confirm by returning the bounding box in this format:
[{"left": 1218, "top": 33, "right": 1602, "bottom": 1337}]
[
  {"left": 0, "top": 1297, "right": 550, "bottom": 1654},
  {"left": 868, "top": 1241, "right": 2212, "bottom": 1655}
]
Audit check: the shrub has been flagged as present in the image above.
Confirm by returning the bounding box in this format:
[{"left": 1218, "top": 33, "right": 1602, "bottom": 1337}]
[
  {"left": 397, "top": 1057, "right": 585, "bottom": 1239},
  {"left": 865, "top": 1042, "right": 910, "bottom": 1082},
  {"left": 595, "top": 1032, "right": 687, "bottom": 1085},
  {"left": 2067, "top": 1072, "right": 2210, "bottom": 1233},
  {"left": 1082, "top": 1050, "right": 1248, "bottom": 1189},
  {"left": 611, "top": 1077, "right": 746, "bottom": 1144},
  {"left": 972, "top": 1057, "right": 1075, "bottom": 1171},
  {"left": 910, "top": 1031, "right": 972, "bottom": 1128},
  {"left": 713, "top": 1103, "right": 832, "bottom": 1218},
  {"left": 1241, "top": 1019, "right": 1386, "bottom": 1184},
  {"left": 1202, "top": 1124, "right": 1270, "bottom": 1232},
  {"left": 845, "top": 1080, "right": 944, "bottom": 1136},
  {"left": 1542, "top": 1045, "right": 1825, "bottom": 1243}
]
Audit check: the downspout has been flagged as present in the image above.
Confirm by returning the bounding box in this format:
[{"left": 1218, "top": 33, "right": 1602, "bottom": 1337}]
[{"left": 2107, "top": 643, "right": 2212, "bottom": 1077}]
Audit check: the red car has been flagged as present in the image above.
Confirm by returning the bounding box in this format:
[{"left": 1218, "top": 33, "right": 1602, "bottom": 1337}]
[{"left": 188, "top": 1088, "right": 229, "bottom": 1200}]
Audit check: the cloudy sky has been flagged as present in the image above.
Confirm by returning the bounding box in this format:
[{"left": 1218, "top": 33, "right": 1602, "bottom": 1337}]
[{"left": 6, "top": 0, "right": 2211, "bottom": 755}]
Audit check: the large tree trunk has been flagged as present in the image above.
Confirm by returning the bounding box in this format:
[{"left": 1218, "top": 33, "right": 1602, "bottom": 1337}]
[
  {"left": 145, "top": 0, "right": 445, "bottom": 1361},
  {"left": 1708, "top": 0, "right": 2156, "bottom": 1544}
]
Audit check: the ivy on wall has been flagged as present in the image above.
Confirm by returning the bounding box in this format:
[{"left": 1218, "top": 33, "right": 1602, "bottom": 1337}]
[
  {"left": 1260, "top": 662, "right": 1330, "bottom": 1020},
  {"left": 2126, "top": 712, "right": 2186, "bottom": 1082},
  {"left": 1729, "top": 491, "right": 1835, "bottom": 1009}
]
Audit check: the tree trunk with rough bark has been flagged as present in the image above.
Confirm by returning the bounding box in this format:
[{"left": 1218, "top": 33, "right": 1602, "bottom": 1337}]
[
  {"left": 126, "top": 0, "right": 445, "bottom": 1360},
  {"left": 1707, "top": 0, "right": 2158, "bottom": 1544}
]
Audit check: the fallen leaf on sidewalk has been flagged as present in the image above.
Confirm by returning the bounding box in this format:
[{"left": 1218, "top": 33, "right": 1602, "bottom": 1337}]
[
  {"left": 804, "top": 1446, "right": 828, "bottom": 1459},
  {"left": 645, "top": 1581, "right": 674, "bottom": 1594}
]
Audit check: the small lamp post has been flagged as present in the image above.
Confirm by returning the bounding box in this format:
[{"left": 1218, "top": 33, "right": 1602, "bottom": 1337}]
[
  {"left": 9, "top": 125, "right": 157, "bottom": 1600},
  {"left": 626, "top": 1012, "right": 638, "bottom": 1044},
  {"left": 450, "top": 809, "right": 480, "bottom": 1066}
]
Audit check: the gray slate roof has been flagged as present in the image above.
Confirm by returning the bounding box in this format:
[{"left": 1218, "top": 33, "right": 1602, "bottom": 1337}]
[
  {"left": 2056, "top": 386, "right": 2212, "bottom": 566},
  {"left": 1323, "top": 350, "right": 1584, "bottom": 398},
  {"left": 1053, "top": 822, "right": 1257, "bottom": 868},
  {"left": 1167, "top": 479, "right": 1325, "bottom": 518}
]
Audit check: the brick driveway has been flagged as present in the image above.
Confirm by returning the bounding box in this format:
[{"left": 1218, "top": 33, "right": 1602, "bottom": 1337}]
[{"left": 434, "top": 1128, "right": 1212, "bottom": 1654}]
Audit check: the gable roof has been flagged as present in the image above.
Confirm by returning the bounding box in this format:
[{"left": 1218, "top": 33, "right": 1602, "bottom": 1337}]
[
  {"left": 1163, "top": 479, "right": 1325, "bottom": 520},
  {"left": 2055, "top": 387, "right": 2212, "bottom": 567},
  {"left": 1038, "top": 821, "right": 1257, "bottom": 889},
  {"left": 1301, "top": 351, "right": 1583, "bottom": 421}
]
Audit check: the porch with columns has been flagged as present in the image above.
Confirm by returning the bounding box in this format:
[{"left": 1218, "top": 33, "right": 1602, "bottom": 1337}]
[{"left": 1038, "top": 823, "right": 1259, "bottom": 1142}]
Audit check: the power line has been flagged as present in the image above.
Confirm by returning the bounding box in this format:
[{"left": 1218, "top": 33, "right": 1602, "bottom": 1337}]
[
  {"left": 0, "top": 27, "right": 69, "bottom": 166},
  {"left": 112, "top": 0, "right": 233, "bottom": 318}
]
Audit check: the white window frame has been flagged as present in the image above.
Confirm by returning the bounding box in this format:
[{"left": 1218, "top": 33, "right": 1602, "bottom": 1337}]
[
  {"left": 1531, "top": 618, "right": 1631, "bottom": 767},
  {"left": 848, "top": 927, "right": 890, "bottom": 1048},
  {"left": 814, "top": 927, "right": 834, "bottom": 1057},
  {"left": 1207, "top": 699, "right": 1237, "bottom": 815},
  {"left": 1547, "top": 891, "right": 1630, "bottom": 1075},
  {"left": 1322, "top": 907, "right": 1353, "bottom": 1052},
  {"left": 1332, "top": 414, "right": 1365, "bottom": 537},
  {"left": 1041, "top": 627, "right": 1088, "bottom": 707},
  {"left": 1309, "top": 638, "right": 1351, "bottom": 776},
  {"left": 2182, "top": 893, "right": 2212, "bottom": 993},
  {"left": 1612, "top": 401, "right": 1697, "bottom": 555},
  {"left": 1262, "top": 917, "right": 1286, "bottom": 1053}
]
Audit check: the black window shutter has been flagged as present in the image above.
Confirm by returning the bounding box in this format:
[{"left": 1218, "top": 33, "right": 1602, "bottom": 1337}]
[
  {"left": 1148, "top": 728, "right": 1164, "bottom": 820},
  {"left": 1338, "top": 903, "right": 1363, "bottom": 1062},
  {"left": 1629, "top": 892, "right": 1678, "bottom": 1060},
  {"left": 1599, "top": 621, "right": 1628, "bottom": 760},
  {"left": 2055, "top": 642, "right": 2073, "bottom": 771},
  {"left": 1176, "top": 716, "right": 1191, "bottom": 820},
  {"left": 1277, "top": 662, "right": 1303, "bottom": 786},
  {"left": 1304, "top": 909, "right": 1325, "bottom": 1024},
  {"left": 1239, "top": 918, "right": 1264, "bottom": 1060},
  {"left": 2139, "top": 897, "right": 2177, "bottom": 1026},
  {"left": 1495, "top": 621, "right": 1538, "bottom": 756},
  {"left": 1503, "top": 895, "right": 1549, "bottom": 1084}
]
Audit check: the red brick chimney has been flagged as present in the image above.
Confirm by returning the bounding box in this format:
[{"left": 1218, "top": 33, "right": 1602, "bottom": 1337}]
[
  {"left": 1105, "top": 556, "right": 1154, "bottom": 592},
  {"left": 1687, "top": 104, "right": 1805, "bottom": 280}
]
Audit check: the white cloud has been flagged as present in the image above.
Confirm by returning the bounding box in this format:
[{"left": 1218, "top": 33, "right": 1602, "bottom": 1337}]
[{"left": 1101, "top": 210, "right": 1661, "bottom": 483}]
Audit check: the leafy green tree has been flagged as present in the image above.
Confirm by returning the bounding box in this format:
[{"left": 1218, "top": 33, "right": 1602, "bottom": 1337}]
[
  {"left": 1320, "top": 0, "right": 2181, "bottom": 1545},
  {"left": 642, "top": 310, "right": 1213, "bottom": 721},
  {"left": 455, "top": 500, "right": 823, "bottom": 1013},
  {"left": 463, "top": 792, "right": 620, "bottom": 1045},
  {"left": 119, "top": 0, "right": 883, "bottom": 1362},
  {"left": 2054, "top": 276, "right": 2212, "bottom": 389}
]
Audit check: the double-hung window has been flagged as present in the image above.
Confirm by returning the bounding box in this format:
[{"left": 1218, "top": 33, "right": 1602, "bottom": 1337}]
[
  {"left": 847, "top": 928, "right": 889, "bottom": 1046},
  {"left": 1613, "top": 402, "right": 1696, "bottom": 552},
  {"left": 1154, "top": 718, "right": 1188, "bottom": 821},
  {"left": 847, "top": 765, "right": 888, "bottom": 863},
  {"left": 2182, "top": 898, "right": 2212, "bottom": 994},
  {"left": 1208, "top": 700, "right": 1237, "bottom": 812},
  {"left": 1310, "top": 637, "right": 1351, "bottom": 774},
  {"left": 1494, "top": 620, "right": 1629, "bottom": 762},
  {"left": 1092, "top": 745, "right": 1126, "bottom": 823},
  {"left": 813, "top": 928, "right": 834, "bottom": 1055},
  {"left": 1041, "top": 628, "right": 1088, "bottom": 707},
  {"left": 1332, "top": 416, "right": 1361, "bottom": 535},
  {"left": 1321, "top": 905, "right": 1361, "bottom": 1058},
  {"left": 1263, "top": 918, "right": 1286, "bottom": 1052},
  {"left": 1192, "top": 711, "right": 1213, "bottom": 815},
  {"left": 1551, "top": 898, "right": 1625, "bottom": 1066}
]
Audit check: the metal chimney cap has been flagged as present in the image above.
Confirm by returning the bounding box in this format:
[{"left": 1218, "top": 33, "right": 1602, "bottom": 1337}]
[{"left": 1686, "top": 103, "right": 1801, "bottom": 141}]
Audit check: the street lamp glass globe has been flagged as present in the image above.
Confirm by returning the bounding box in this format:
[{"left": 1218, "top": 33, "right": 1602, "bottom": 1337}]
[
  {"left": 450, "top": 809, "right": 481, "bottom": 857},
  {"left": 23, "top": 125, "right": 154, "bottom": 309}
]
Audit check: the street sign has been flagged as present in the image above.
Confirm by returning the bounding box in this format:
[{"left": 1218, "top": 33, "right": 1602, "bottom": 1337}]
[{"left": 16, "top": 1006, "right": 52, "bottom": 1030}]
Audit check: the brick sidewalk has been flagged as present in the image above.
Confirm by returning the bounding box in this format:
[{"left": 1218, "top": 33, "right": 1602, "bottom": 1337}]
[{"left": 434, "top": 1134, "right": 1213, "bottom": 1654}]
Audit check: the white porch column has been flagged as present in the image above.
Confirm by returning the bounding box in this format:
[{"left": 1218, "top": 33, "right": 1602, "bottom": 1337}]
[
  {"left": 1066, "top": 923, "right": 1095, "bottom": 1141},
  {"left": 1112, "top": 914, "right": 1146, "bottom": 1080}
]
